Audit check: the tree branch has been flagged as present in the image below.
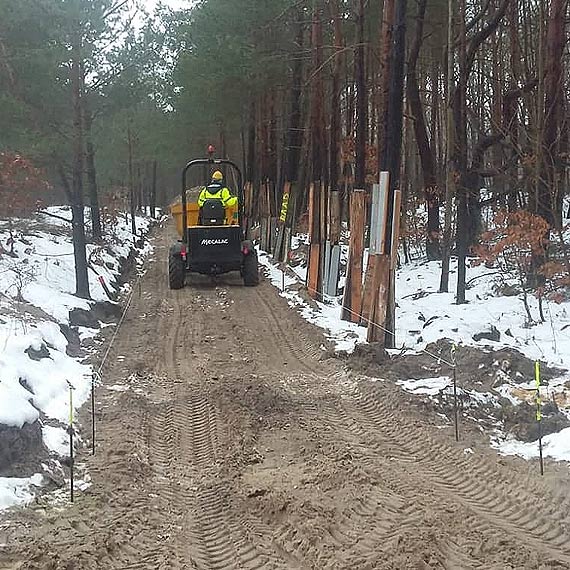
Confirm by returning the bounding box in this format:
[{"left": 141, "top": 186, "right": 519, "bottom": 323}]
[{"left": 466, "top": 0, "right": 511, "bottom": 74}]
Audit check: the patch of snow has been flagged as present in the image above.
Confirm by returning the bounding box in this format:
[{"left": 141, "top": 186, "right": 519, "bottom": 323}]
[
  {"left": 257, "top": 250, "right": 366, "bottom": 352},
  {"left": 107, "top": 384, "right": 129, "bottom": 392},
  {"left": 494, "top": 428, "right": 570, "bottom": 462},
  {"left": 0, "top": 474, "right": 43, "bottom": 511},
  {"left": 42, "top": 425, "right": 69, "bottom": 456},
  {"left": 0, "top": 206, "right": 154, "bottom": 507},
  {"left": 397, "top": 376, "right": 451, "bottom": 396}
]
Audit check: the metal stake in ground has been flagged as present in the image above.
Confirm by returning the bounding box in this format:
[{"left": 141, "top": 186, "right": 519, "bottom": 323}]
[
  {"left": 451, "top": 344, "right": 459, "bottom": 442},
  {"left": 91, "top": 372, "right": 96, "bottom": 455},
  {"left": 67, "top": 380, "right": 75, "bottom": 502},
  {"left": 535, "top": 360, "right": 544, "bottom": 476}
]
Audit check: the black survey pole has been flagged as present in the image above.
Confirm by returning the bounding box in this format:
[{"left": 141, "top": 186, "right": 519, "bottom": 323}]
[{"left": 91, "top": 373, "right": 96, "bottom": 455}]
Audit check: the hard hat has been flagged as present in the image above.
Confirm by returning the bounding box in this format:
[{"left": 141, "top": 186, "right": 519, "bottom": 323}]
[{"left": 212, "top": 170, "right": 223, "bottom": 181}]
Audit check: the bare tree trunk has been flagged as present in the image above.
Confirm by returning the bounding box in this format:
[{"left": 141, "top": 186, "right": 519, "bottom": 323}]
[
  {"left": 455, "top": 0, "right": 468, "bottom": 305},
  {"left": 539, "top": 0, "right": 569, "bottom": 227},
  {"left": 439, "top": 0, "right": 455, "bottom": 293},
  {"left": 307, "top": 3, "right": 327, "bottom": 299},
  {"left": 354, "top": 0, "right": 367, "bottom": 193},
  {"left": 127, "top": 125, "right": 136, "bottom": 237},
  {"left": 329, "top": 0, "right": 343, "bottom": 196},
  {"left": 377, "top": 0, "right": 395, "bottom": 167},
  {"left": 383, "top": 0, "right": 407, "bottom": 347},
  {"left": 83, "top": 106, "right": 102, "bottom": 240},
  {"left": 71, "top": 25, "right": 90, "bottom": 299},
  {"left": 150, "top": 160, "right": 157, "bottom": 218},
  {"left": 407, "top": 0, "right": 441, "bottom": 260}
]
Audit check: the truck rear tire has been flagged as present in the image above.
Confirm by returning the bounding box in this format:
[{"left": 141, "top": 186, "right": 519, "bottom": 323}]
[
  {"left": 168, "top": 251, "right": 185, "bottom": 289},
  {"left": 242, "top": 250, "right": 259, "bottom": 286}
]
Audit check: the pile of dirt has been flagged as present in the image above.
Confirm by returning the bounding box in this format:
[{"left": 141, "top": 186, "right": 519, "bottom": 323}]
[
  {"left": 341, "top": 339, "right": 570, "bottom": 443},
  {"left": 0, "top": 422, "right": 47, "bottom": 477},
  {"left": 69, "top": 301, "right": 122, "bottom": 329}
]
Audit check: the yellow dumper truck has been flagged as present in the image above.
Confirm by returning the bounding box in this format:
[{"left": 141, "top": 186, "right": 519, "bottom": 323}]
[{"left": 168, "top": 155, "right": 259, "bottom": 289}]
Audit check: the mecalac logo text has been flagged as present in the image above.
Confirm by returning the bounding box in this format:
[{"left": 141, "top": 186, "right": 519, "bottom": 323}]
[{"left": 201, "top": 238, "right": 229, "bottom": 246}]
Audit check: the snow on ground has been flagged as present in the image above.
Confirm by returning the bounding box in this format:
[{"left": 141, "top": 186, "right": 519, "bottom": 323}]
[
  {"left": 396, "top": 259, "right": 570, "bottom": 371},
  {"left": 259, "top": 234, "right": 570, "bottom": 465},
  {"left": 397, "top": 376, "right": 452, "bottom": 396},
  {"left": 494, "top": 427, "right": 570, "bottom": 462},
  {"left": 0, "top": 474, "right": 44, "bottom": 511},
  {"left": 0, "top": 207, "right": 154, "bottom": 510},
  {"left": 257, "top": 249, "right": 366, "bottom": 352}
]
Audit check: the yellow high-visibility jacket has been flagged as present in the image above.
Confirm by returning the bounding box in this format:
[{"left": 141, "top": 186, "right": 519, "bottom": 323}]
[{"left": 198, "top": 182, "right": 238, "bottom": 208}]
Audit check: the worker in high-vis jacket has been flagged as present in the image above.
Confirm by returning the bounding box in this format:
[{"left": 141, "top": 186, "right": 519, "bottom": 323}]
[{"left": 198, "top": 170, "right": 238, "bottom": 208}]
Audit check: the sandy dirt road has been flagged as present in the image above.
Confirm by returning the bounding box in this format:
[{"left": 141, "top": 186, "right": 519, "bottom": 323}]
[{"left": 1, "top": 226, "right": 570, "bottom": 569}]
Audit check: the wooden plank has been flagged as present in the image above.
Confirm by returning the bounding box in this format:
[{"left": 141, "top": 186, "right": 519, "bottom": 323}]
[
  {"left": 360, "top": 254, "right": 377, "bottom": 325},
  {"left": 308, "top": 244, "right": 320, "bottom": 298},
  {"left": 385, "top": 189, "right": 402, "bottom": 348},
  {"left": 308, "top": 183, "right": 315, "bottom": 242},
  {"left": 279, "top": 182, "right": 291, "bottom": 222},
  {"left": 341, "top": 189, "right": 365, "bottom": 323},
  {"left": 367, "top": 254, "right": 391, "bottom": 343},
  {"left": 390, "top": 189, "right": 402, "bottom": 267},
  {"left": 319, "top": 182, "right": 326, "bottom": 246},
  {"left": 329, "top": 191, "right": 341, "bottom": 244},
  {"left": 260, "top": 218, "right": 268, "bottom": 251},
  {"left": 283, "top": 227, "right": 291, "bottom": 262},
  {"left": 272, "top": 217, "right": 279, "bottom": 251}
]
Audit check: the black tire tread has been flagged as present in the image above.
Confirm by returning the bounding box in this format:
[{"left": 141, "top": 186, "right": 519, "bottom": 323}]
[
  {"left": 242, "top": 251, "right": 260, "bottom": 287},
  {"left": 168, "top": 253, "right": 185, "bottom": 290}
]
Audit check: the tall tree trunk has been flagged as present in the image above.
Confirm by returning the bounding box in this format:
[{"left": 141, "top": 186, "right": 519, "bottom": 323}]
[
  {"left": 377, "top": 0, "right": 395, "bottom": 167},
  {"left": 275, "top": 11, "right": 305, "bottom": 260},
  {"left": 329, "top": 0, "right": 343, "bottom": 196},
  {"left": 383, "top": 0, "right": 407, "bottom": 346},
  {"left": 150, "top": 159, "right": 157, "bottom": 218},
  {"left": 307, "top": 3, "right": 326, "bottom": 299},
  {"left": 539, "top": 0, "right": 568, "bottom": 227},
  {"left": 71, "top": 25, "right": 90, "bottom": 299},
  {"left": 439, "top": 0, "right": 455, "bottom": 293},
  {"left": 406, "top": 0, "right": 441, "bottom": 260},
  {"left": 83, "top": 106, "right": 102, "bottom": 240},
  {"left": 354, "top": 0, "right": 367, "bottom": 192},
  {"left": 455, "top": 0, "right": 468, "bottom": 305},
  {"left": 127, "top": 125, "right": 136, "bottom": 237}
]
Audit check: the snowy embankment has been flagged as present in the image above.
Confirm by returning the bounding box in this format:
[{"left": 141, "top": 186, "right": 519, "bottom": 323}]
[
  {"left": 258, "top": 234, "right": 570, "bottom": 464},
  {"left": 0, "top": 207, "right": 154, "bottom": 510}
]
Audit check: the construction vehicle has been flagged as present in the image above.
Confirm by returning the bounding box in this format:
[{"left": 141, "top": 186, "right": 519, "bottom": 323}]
[{"left": 168, "top": 147, "right": 259, "bottom": 289}]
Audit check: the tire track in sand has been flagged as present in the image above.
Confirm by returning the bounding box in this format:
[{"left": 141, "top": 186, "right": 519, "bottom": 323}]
[{"left": 347, "top": 382, "right": 570, "bottom": 565}]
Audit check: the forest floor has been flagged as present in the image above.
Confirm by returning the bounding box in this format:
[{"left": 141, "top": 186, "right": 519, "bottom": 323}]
[{"left": 1, "top": 224, "right": 570, "bottom": 570}]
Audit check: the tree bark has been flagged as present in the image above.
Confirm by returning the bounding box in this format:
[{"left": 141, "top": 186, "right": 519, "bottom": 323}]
[
  {"left": 354, "top": 0, "right": 367, "bottom": 191},
  {"left": 127, "top": 125, "right": 136, "bottom": 237},
  {"left": 406, "top": 0, "right": 441, "bottom": 260},
  {"left": 150, "top": 159, "right": 157, "bottom": 218},
  {"left": 539, "top": 0, "right": 569, "bottom": 227},
  {"left": 383, "top": 0, "right": 407, "bottom": 346},
  {"left": 71, "top": 25, "right": 90, "bottom": 300},
  {"left": 439, "top": 0, "right": 455, "bottom": 293},
  {"left": 83, "top": 106, "right": 102, "bottom": 240},
  {"left": 377, "top": 0, "right": 395, "bottom": 168}
]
